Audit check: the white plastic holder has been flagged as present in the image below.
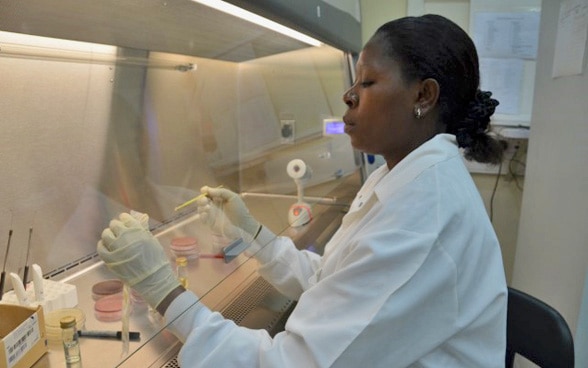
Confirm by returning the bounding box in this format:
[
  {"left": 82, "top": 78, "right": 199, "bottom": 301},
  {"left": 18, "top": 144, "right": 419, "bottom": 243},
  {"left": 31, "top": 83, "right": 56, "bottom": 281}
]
[
  {"left": 286, "top": 159, "right": 313, "bottom": 227},
  {"left": 288, "top": 202, "right": 312, "bottom": 227},
  {"left": 1, "top": 278, "right": 78, "bottom": 313}
]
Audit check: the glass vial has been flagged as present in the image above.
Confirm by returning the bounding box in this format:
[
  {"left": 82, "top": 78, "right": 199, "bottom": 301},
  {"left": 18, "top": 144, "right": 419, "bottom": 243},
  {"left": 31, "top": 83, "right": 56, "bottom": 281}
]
[
  {"left": 60, "top": 316, "right": 82, "bottom": 367},
  {"left": 176, "top": 256, "right": 189, "bottom": 288}
]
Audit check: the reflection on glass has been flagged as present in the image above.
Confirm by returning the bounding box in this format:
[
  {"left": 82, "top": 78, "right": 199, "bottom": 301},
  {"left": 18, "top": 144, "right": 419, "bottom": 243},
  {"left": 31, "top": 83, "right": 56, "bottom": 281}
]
[{"left": 1, "top": 24, "right": 359, "bottom": 366}]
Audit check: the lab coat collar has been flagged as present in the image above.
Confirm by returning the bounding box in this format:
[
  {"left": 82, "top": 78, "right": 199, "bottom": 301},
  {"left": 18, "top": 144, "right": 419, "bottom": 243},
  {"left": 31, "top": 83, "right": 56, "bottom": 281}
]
[{"left": 374, "top": 134, "right": 459, "bottom": 200}]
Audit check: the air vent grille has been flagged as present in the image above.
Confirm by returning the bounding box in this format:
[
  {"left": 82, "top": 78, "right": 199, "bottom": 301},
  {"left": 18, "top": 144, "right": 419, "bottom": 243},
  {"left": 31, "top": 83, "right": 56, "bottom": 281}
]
[{"left": 162, "top": 276, "right": 293, "bottom": 367}]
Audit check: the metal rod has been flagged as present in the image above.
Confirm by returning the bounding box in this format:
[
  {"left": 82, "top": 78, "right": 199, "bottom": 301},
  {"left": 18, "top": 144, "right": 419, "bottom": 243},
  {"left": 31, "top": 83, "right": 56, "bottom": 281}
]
[
  {"left": 0, "top": 43, "right": 196, "bottom": 71},
  {"left": 23, "top": 227, "right": 33, "bottom": 285},
  {"left": 240, "top": 192, "right": 338, "bottom": 205},
  {"left": 0, "top": 229, "right": 14, "bottom": 300}
]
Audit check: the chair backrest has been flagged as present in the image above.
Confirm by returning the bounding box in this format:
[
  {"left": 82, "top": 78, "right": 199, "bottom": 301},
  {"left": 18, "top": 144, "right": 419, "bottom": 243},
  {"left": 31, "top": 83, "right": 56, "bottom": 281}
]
[{"left": 506, "top": 287, "right": 574, "bottom": 368}]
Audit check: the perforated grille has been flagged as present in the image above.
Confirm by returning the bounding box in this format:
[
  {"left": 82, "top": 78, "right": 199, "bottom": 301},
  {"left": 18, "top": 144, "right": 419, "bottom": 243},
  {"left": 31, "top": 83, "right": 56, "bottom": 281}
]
[
  {"left": 163, "top": 357, "right": 180, "bottom": 368},
  {"left": 221, "top": 276, "right": 290, "bottom": 327},
  {"left": 162, "top": 276, "right": 293, "bottom": 367}
]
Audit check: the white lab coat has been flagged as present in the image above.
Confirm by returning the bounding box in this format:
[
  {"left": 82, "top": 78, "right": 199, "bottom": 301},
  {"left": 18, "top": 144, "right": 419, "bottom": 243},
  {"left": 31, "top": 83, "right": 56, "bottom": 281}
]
[{"left": 165, "top": 134, "right": 507, "bottom": 367}]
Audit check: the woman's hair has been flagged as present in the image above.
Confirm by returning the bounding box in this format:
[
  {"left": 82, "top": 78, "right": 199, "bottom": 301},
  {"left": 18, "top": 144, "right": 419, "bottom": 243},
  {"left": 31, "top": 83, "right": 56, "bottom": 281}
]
[{"left": 373, "top": 14, "right": 503, "bottom": 164}]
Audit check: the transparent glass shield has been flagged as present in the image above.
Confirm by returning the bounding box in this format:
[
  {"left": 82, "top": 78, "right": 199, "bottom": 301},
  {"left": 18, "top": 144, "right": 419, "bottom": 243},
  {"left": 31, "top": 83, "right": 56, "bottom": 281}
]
[{"left": 0, "top": 23, "right": 360, "bottom": 367}]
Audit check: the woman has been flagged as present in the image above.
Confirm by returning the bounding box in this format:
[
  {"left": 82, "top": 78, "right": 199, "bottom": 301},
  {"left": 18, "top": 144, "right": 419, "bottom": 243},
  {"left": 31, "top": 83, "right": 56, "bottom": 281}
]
[{"left": 98, "top": 14, "right": 507, "bottom": 367}]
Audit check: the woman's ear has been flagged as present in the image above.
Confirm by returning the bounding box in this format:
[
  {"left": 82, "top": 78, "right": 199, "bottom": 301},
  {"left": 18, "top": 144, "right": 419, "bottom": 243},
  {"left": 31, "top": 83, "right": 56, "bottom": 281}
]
[{"left": 417, "top": 78, "right": 440, "bottom": 115}]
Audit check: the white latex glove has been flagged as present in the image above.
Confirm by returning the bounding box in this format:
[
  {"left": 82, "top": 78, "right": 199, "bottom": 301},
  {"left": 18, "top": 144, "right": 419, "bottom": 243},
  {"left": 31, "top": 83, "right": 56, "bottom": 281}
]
[
  {"left": 130, "top": 210, "right": 149, "bottom": 229},
  {"left": 195, "top": 197, "right": 249, "bottom": 243},
  {"left": 199, "top": 186, "right": 261, "bottom": 239},
  {"left": 97, "top": 213, "right": 180, "bottom": 309}
]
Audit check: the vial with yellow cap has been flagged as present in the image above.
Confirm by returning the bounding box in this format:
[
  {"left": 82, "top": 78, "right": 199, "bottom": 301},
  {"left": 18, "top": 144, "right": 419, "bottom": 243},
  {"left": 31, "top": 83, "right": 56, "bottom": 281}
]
[
  {"left": 176, "top": 256, "right": 189, "bottom": 288},
  {"left": 60, "top": 316, "right": 82, "bottom": 367}
]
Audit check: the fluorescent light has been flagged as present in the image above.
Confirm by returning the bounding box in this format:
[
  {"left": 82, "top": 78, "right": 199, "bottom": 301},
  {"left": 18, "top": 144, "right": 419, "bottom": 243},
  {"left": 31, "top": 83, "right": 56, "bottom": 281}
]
[
  {"left": 193, "top": 0, "right": 322, "bottom": 47},
  {"left": 0, "top": 31, "right": 116, "bottom": 54},
  {"left": 0, "top": 31, "right": 195, "bottom": 71}
]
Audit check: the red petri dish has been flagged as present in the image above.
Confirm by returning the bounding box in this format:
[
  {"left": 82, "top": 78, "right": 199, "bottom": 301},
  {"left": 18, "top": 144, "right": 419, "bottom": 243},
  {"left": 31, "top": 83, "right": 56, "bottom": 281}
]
[{"left": 94, "top": 294, "right": 124, "bottom": 322}]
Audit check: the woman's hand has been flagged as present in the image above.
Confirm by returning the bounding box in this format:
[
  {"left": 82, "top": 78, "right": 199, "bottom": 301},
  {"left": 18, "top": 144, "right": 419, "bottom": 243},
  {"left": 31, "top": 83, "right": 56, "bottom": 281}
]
[
  {"left": 198, "top": 186, "right": 262, "bottom": 241},
  {"left": 97, "top": 212, "right": 180, "bottom": 309}
]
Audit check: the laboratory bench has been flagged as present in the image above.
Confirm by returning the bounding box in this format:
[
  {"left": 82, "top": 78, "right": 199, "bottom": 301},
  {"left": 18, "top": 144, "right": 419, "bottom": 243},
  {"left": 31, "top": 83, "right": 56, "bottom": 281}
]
[{"left": 28, "top": 174, "right": 359, "bottom": 368}]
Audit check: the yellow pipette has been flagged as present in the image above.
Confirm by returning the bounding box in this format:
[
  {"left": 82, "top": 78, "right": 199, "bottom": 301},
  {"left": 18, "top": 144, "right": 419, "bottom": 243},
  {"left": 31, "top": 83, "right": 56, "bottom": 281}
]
[
  {"left": 173, "top": 186, "right": 223, "bottom": 212},
  {"left": 174, "top": 193, "right": 207, "bottom": 212}
]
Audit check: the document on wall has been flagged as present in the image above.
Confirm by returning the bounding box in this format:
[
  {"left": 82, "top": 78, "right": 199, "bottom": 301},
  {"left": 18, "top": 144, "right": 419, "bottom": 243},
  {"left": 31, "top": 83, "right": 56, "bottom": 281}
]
[
  {"left": 552, "top": 0, "right": 588, "bottom": 78},
  {"left": 473, "top": 11, "right": 541, "bottom": 59},
  {"left": 479, "top": 58, "right": 524, "bottom": 115}
]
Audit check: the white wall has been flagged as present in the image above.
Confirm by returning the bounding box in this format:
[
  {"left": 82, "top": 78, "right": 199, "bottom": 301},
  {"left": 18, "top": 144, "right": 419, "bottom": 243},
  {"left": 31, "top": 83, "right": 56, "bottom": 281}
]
[
  {"left": 0, "top": 34, "right": 116, "bottom": 274},
  {"left": 511, "top": 0, "right": 588, "bottom": 336},
  {"left": 360, "top": 0, "right": 407, "bottom": 43}
]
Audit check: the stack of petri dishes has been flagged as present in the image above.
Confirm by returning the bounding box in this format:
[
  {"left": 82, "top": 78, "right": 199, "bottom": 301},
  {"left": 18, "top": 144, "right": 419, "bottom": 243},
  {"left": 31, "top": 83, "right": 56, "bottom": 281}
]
[
  {"left": 170, "top": 237, "right": 200, "bottom": 260},
  {"left": 91, "top": 279, "right": 124, "bottom": 322}
]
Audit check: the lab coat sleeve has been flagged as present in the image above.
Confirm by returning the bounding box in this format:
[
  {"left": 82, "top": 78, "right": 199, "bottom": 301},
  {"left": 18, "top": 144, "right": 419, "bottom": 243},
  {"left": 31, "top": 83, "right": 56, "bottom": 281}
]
[
  {"left": 165, "top": 226, "right": 452, "bottom": 368},
  {"left": 248, "top": 226, "right": 323, "bottom": 300},
  {"left": 165, "top": 292, "right": 275, "bottom": 367}
]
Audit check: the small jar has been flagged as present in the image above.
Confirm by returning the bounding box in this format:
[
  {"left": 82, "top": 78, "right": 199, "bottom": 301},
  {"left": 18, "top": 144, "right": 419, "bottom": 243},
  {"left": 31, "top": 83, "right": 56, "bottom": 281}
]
[
  {"left": 60, "top": 316, "right": 82, "bottom": 367},
  {"left": 176, "top": 256, "right": 189, "bottom": 289}
]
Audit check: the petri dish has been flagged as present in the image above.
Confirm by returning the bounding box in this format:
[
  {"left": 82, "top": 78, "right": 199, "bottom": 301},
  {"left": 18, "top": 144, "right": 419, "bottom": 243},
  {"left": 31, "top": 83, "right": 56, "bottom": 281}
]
[
  {"left": 131, "top": 288, "right": 148, "bottom": 309},
  {"left": 94, "top": 293, "right": 124, "bottom": 322},
  {"left": 170, "top": 236, "right": 200, "bottom": 260},
  {"left": 91, "top": 279, "right": 123, "bottom": 301},
  {"left": 45, "top": 308, "right": 86, "bottom": 343}
]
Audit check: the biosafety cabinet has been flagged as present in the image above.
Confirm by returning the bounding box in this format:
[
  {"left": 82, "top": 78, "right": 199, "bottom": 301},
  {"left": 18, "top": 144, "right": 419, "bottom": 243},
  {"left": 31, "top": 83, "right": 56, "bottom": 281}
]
[{"left": 0, "top": 1, "right": 362, "bottom": 366}]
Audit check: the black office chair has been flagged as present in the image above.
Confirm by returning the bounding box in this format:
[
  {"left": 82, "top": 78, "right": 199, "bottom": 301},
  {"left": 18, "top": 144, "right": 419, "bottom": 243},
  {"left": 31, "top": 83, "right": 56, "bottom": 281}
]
[{"left": 506, "top": 287, "right": 574, "bottom": 368}]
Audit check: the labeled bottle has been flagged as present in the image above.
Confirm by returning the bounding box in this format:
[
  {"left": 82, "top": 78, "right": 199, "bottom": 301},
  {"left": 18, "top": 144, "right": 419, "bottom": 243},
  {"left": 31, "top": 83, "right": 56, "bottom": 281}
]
[
  {"left": 60, "top": 316, "right": 82, "bottom": 367},
  {"left": 176, "top": 256, "right": 189, "bottom": 288}
]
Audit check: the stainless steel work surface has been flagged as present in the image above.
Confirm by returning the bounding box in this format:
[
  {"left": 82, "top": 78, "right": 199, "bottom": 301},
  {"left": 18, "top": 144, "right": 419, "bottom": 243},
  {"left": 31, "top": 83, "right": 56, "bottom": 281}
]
[{"left": 28, "top": 180, "right": 356, "bottom": 367}]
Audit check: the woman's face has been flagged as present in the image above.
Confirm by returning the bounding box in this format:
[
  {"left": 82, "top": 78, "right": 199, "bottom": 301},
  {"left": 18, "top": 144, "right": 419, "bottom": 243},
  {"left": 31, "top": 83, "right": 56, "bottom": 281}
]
[{"left": 342, "top": 39, "right": 429, "bottom": 169}]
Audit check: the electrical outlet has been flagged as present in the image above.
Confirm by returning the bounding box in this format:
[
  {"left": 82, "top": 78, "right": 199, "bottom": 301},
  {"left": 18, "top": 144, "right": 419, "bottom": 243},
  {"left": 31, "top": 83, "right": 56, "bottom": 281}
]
[
  {"left": 503, "top": 138, "right": 527, "bottom": 177},
  {"left": 464, "top": 137, "right": 528, "bottom": 176},
  {"left": 280, "top": 118, "right": 295, "bottom": 144}
]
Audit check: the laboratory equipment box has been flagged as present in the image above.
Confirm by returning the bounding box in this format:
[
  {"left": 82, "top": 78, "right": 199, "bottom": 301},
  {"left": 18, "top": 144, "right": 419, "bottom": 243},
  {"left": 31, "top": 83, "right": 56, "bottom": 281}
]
[{"left": 0, "top": 304, "right": 47, "bottom": 368}]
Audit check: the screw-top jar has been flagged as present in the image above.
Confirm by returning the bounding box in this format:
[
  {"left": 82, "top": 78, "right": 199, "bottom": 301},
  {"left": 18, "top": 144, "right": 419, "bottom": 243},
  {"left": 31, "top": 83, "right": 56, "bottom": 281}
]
[
  {"left": 176, "top": 256, "right": 189, "bottom": 288},
  {"left": 60, "top": 316, "right": 82, "bottom": 367}
]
